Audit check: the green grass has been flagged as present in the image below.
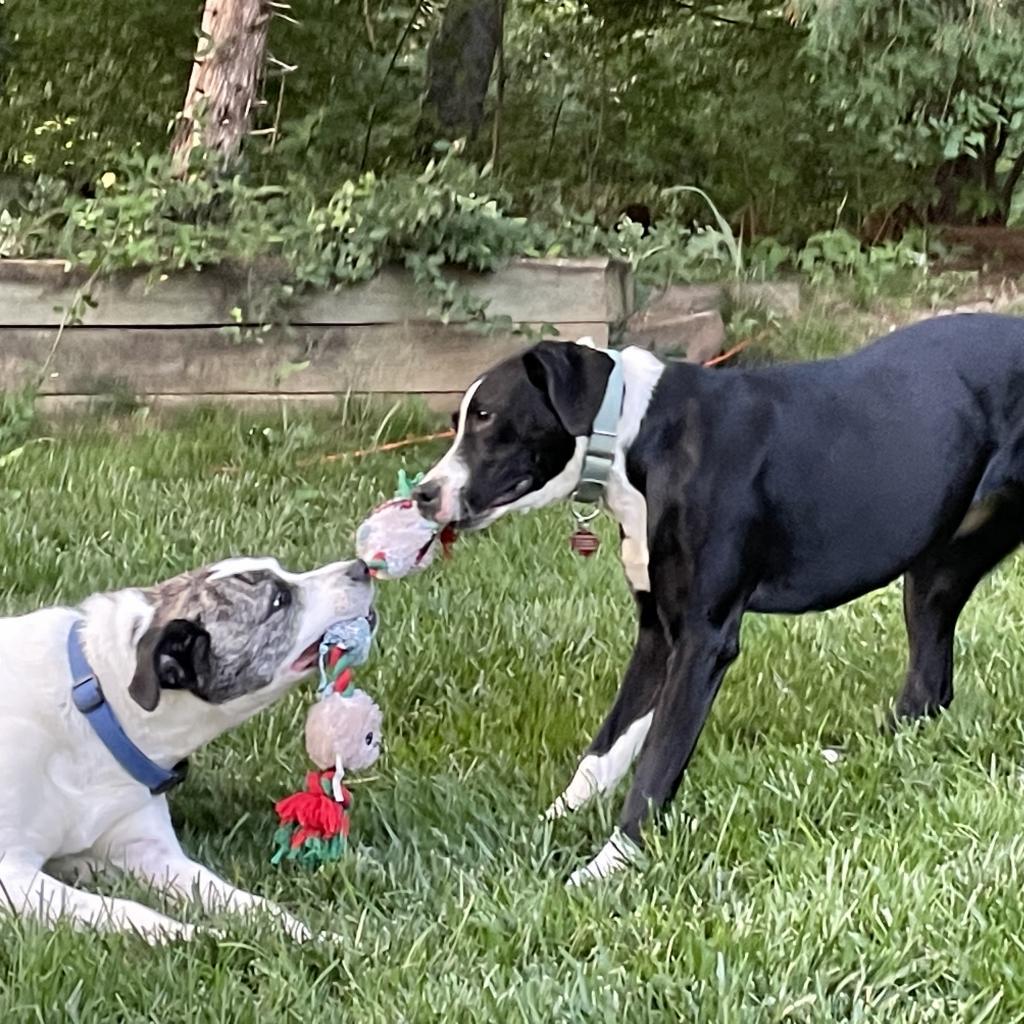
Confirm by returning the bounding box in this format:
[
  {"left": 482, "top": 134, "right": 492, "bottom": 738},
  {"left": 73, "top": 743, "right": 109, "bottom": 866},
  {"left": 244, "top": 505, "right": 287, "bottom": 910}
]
[{"left": 3, "top": 398, "right": 1024, "bottom": 1023}]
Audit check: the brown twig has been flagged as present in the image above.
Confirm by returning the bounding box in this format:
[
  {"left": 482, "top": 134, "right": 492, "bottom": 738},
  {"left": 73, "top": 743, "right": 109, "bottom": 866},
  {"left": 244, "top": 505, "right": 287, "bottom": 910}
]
[
  {"left": 702, "top": 340, "right": 752, "bottom": 367},
  {"left": 297, "top": 429, "right": 455, "bottom": 466},
  {"left": 216, "top": 428, "right": 454, "bottom": 476}
]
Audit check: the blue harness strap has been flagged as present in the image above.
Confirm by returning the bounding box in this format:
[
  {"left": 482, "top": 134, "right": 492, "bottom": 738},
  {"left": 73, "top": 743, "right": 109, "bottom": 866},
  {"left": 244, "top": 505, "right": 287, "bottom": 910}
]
[{"left": 68, "top": 620, "right": 188, "bottom": 796}]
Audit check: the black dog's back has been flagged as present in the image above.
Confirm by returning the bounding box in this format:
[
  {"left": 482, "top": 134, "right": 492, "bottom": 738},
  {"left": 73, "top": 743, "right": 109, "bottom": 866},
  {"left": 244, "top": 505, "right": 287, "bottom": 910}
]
[{"left": 641, "top": 314, "right": 1024, "bottom": 613}]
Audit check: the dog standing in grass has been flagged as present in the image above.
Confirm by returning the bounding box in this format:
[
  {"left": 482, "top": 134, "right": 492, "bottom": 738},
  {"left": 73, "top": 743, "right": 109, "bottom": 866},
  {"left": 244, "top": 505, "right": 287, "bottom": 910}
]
[
  {"left": 414, "top": 314, "right": 1024, "bottom": 885},
  {"left": 0, "top": 555, "right": 374, "bottom": 943}
]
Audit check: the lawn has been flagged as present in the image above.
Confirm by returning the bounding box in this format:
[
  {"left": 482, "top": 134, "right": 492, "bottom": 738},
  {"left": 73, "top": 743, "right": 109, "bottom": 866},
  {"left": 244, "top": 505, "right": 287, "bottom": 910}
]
[{"left": 2, "top": 384, "right": 1024, "bottom": 1023}]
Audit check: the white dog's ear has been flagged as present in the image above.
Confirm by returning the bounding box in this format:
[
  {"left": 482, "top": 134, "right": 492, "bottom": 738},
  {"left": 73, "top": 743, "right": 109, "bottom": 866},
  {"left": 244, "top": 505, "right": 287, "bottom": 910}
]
[{"left": 130, "top": 619, "right": 212, "bottom": 712}]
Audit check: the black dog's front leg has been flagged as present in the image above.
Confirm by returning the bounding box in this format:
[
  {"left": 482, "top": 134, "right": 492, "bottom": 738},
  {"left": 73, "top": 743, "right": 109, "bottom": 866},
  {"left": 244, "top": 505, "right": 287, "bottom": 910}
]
[
  {"left": 569, "top": 585, "right": 745, "bottom": 888},
  {"left": 545, "top": 590, "right": 669, "bottom": 819},
  {"left": 565, "top": 610, "right": 742, "bottom": 886},
  {"left": 617, "top": 613, "right": 741, "bottom": 845}
]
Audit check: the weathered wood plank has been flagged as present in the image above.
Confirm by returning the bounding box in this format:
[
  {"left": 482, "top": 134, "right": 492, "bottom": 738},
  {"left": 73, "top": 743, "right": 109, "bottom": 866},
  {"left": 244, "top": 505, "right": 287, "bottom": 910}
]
[
  {"left": 0, "top": 322, "right": 607, "bottom": 396},
  {"left": 36, "top": 392, "right": 465, "bottom": 417},
  {"left": 0, "top": 258, "right": 627, "bottom": 327}
]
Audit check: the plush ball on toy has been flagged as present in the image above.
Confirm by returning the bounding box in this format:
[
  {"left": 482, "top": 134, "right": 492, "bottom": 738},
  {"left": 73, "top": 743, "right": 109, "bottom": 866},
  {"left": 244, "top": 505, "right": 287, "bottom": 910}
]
[
  {"left": 305, "top": 686, "right": 382, "bottom": 773},
  {"left": 355, "top": 470, "right": 456, "bottom": 580}
]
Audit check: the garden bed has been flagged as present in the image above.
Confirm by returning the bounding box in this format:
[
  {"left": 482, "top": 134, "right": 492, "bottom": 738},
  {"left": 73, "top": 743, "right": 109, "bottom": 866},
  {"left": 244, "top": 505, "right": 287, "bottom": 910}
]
[
  {"left": 0, "top": 258, "right": 810, "bottom": 413},
  {"left": 0, "top": 257, "right": 630, "bottom": 412}
]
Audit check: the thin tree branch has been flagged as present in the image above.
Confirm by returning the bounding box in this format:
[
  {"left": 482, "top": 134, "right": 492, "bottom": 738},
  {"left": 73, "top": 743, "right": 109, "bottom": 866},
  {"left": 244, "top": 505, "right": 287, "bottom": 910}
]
[
  {"left": 674, "top": 1, "right": 780, "bottom": 31},
  {"left": 363, "top": 0, "right": 377, "bottom": 51},
  {"left": 1001, "top": 148, "right": 1024, "bottom": 222},
  {"left": 489, "top": 0, "right": 506, "bottom": 170},
  {"left": 360, "top": 0, "right": 424, "bottom": 172}
]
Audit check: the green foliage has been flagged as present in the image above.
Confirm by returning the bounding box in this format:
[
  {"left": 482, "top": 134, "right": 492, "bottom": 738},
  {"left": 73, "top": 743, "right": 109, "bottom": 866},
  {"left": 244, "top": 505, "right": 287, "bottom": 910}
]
[
  {"left": 795, "top": 228, "right": 932, "bottom": 305},
  {"left": 792, "top": 0, "right": 1024, "bottom": 225},
  {"left": 11, "top": 147, "right": 614, "bottom": 330},
  {"left": 0, "top": 388, "right": 36, "bottom": 459},
  {"left": 0, "top": 0, "right": 192, "bottom": 181},
  {"left": 5, "top": 0, "right": 1024, "bottom": 244},
  {"left": 1, "top": 0, "right": 1017, "bottom": 329},
  {"left": 4, "top": 147, "right": 954, "bottom": 343}
]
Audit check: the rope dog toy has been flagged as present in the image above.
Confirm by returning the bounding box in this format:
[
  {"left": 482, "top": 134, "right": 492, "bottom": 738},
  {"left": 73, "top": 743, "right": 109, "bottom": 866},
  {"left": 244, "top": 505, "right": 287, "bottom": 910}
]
[{"left": 271, "top": 621, "right": 381, "bottom": 867}]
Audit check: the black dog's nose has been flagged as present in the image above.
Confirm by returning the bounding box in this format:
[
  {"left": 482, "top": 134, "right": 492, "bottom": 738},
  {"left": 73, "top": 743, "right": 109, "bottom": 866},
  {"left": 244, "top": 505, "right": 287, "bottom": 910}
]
[
  {"left": 345, "top": 559, "right": 371, "bottom": 582},
  {"left": 412, "top": 479, "right": 442, "bottom": 518}
]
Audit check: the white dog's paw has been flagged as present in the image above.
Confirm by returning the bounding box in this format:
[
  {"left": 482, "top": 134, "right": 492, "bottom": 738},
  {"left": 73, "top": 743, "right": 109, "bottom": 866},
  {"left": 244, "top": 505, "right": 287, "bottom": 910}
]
[
  {"left": 277, "top": 911, "right": 315, "bottom": 943},
  {"left": 542, "top": 796, "right": 571, "bottom": 822},
  {"left": 135, "top": 918, "right": 201, "bottom": 945},
  {"left": 566, "top": 831, "right": 641, "bottom": 888}
]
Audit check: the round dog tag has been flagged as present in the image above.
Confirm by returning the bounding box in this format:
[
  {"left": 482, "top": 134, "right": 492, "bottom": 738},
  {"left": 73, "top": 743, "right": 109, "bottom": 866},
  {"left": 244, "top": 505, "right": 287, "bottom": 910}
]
[{"left": 570, "top": 528, "right": 600, "bottom": 557}]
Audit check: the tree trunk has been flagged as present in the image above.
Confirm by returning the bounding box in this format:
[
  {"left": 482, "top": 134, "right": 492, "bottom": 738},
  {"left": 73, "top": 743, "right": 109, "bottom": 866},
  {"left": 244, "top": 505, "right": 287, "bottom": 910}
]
[
  {"left": 418, "top": 0, "right": 503, "bottom": 152},
  {"left": 170, "top": 0, "right": 271, "bottom": 177}
]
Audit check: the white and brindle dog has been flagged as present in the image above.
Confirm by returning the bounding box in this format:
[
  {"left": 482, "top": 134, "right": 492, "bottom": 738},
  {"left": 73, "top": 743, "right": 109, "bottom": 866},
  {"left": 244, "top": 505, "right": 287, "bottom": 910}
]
[{"left": 0, "top": 555, "right": 375, "bottom": 943}]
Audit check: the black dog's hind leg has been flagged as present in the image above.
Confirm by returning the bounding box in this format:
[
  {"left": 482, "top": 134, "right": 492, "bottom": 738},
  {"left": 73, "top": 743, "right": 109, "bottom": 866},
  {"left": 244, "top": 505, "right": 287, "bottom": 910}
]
[
  {"left": 895, "top": 484, "right": 1024, "bottom": 722},
  {"left": 545, "top": 590, "right": 668, "bottom": 819}
]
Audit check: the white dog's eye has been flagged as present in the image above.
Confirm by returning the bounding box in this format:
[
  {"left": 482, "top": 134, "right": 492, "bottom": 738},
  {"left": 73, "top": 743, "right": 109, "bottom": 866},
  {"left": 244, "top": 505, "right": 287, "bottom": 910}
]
[{"left": 365, "top": 732, "right": 374, "bottom": 746}]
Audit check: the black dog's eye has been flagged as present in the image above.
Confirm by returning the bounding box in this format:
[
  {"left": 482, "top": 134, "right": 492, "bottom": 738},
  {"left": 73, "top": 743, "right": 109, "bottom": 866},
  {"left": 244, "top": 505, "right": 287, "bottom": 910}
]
[
  {"left": 269, "top": 584, "right": 292, "bottom": 615},
  {"left": 365, "top": 732, "right": 374, "bottom": 746},
  {"left": 475, "top": 409, "right": 491, "bottom": 422}
]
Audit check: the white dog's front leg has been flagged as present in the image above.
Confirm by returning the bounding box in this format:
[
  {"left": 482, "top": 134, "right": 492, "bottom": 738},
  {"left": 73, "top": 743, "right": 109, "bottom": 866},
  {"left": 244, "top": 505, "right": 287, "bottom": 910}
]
[
  {"left": 0, "top": 853, "right": 196, "bottom": 943},
  {"left": 93, "top": 799, "right": 313, "bottom": 942}
]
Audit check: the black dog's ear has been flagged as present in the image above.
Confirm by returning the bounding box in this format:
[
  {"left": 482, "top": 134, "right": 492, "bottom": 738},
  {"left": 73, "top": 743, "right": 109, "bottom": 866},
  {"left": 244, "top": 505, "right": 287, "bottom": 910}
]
[
  {"left": 129, "top": 618, "right": 212, "bottom": 712},
  {"left": 522, "top": 341, "right": 615, "bottom": 436}
]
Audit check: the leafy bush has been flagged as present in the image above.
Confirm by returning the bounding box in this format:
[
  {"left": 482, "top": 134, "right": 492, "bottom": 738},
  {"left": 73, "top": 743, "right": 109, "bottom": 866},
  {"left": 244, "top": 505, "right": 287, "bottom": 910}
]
[
  {"left": 4, "top": 1, "right": 1023, "bottom": 240},
  {"left": 3, "top": 143, "right": 950, "bottom": 342}
]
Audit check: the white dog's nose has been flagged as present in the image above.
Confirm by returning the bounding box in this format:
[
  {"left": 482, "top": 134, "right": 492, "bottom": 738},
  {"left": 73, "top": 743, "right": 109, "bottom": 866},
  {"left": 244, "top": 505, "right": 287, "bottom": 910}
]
[{"left": 345, "top": 559, "right": 371, "bottom": 583}]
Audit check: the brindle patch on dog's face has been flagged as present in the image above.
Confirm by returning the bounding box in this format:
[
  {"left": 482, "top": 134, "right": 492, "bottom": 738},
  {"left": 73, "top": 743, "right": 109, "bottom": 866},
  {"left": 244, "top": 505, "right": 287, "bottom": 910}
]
[
  {"left": 147, "top": 566, "right": 302, "bottom": 704},
  {"left": 130, "top": 557, "right": 374, "bottom": 711}
]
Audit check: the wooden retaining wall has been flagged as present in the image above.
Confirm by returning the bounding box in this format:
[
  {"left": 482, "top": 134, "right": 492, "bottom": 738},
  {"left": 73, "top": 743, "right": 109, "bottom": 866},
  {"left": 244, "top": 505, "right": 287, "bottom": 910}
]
[{"left": 0, "top": 258, "right": 629, "bottom": 412}]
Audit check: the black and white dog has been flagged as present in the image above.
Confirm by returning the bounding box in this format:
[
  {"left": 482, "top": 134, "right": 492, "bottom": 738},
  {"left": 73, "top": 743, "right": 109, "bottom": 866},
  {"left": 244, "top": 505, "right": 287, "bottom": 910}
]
[{"left": 414, "top": 315, "right": 1024, "bottom": 885}]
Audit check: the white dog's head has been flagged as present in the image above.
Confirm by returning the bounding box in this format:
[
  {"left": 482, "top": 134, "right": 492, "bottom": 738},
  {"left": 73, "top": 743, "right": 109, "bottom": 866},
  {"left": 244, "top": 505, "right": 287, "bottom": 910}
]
[{"left": 120, "top": 556, "right": 375, "bottom": 714}]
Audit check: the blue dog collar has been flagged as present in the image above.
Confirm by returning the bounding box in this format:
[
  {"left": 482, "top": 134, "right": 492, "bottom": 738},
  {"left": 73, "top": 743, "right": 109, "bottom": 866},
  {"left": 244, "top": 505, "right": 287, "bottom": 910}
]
[
  {"left": 573, "top": 349, "right": 624, "bottom": 504},
  {"left": 68, "top": 620, "right": 188, "bottom": 795}
]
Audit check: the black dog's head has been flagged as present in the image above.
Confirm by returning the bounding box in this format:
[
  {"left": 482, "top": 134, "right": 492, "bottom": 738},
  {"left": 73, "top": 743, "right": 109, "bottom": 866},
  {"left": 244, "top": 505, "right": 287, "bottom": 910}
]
[{"left": 413, "top": 340, "right": 615, "bottom": 529}]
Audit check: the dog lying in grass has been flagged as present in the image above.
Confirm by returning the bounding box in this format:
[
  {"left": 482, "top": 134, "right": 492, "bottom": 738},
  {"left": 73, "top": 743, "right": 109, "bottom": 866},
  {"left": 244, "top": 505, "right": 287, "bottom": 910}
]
[{"left": 0, "top": 555, "right": 374, "bottom": 943}]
